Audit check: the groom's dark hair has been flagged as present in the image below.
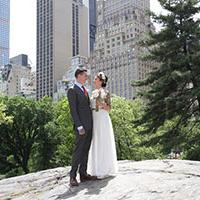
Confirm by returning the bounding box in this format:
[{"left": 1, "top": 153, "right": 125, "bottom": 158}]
[{"left": 75, "top": 66, "right": 87, "bottom": 78}]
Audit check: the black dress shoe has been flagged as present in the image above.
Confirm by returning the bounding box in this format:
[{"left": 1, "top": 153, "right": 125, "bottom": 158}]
[
  {"left": 80, "top": 174, "right": 98, "bottom": 182},
  {"left": 69, "top": 177, "right": 79, "bottom": 187}
]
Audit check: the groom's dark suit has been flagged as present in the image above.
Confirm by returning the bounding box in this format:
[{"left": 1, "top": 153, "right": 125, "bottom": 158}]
[{"left": 67, "top": 84, "right": 93, "bottom": 178}]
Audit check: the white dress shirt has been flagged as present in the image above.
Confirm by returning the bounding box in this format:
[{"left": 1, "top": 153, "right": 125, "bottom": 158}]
[{"left": 75, "top": 81, "right": 84, "bottom": 92}]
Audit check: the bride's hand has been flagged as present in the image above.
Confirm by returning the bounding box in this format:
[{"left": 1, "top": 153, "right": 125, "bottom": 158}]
[
  {"left": 102, "top": 103, "right": 111, "bottom": 112},
  {"left": 96, "top": 101, "right": 102, "bottom": 108}
]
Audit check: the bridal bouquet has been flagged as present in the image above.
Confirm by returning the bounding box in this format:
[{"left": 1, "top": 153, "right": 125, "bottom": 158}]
[{"left": 92, "top": 89, "right": 110, "bottom": 112}]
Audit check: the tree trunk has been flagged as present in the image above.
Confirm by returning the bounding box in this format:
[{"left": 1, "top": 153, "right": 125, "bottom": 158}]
[{"left": 22, "top": 160, "right": 29, "bottom": 174}]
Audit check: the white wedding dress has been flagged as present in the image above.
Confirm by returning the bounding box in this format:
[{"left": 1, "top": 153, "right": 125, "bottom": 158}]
[{"left": 88, "top": 88, "right": 118, "bottom": 178}]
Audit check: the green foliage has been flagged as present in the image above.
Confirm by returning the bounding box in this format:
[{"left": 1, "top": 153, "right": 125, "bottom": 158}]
[
  {"left": 0, "top": 102, "right": 13, "bottom": 125},
  {"left": 29, "top": 97, "right": 57, "bottom": 171},
  {"left": 180, "top": 119, "right": 200, "bottom": 160},
  {"left": 134, "top": 0, "right": 200, "bottom": 159},
  {"left": 50, "top": 98, "right": 74, "bottom": 167},
  {"left": 110, "top": 96, "right": 139, "bottom": 160},
  {"left": 0, "top": 96, "right": 54, "bottom": 175},
  {"left": 110, "top": 96, "right": 162, "bottom": 160},
  {"left": 0, "top": 95, "right": 75, "bottom": 178}
]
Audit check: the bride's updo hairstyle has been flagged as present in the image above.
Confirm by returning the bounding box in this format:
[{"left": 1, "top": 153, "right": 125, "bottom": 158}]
[{"left": 97, "top": 72, "right": 108, "bottom": 87}]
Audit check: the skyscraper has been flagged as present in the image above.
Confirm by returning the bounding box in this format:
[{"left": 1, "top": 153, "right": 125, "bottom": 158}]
[
  {"left": 36, "top": 0, "right": 89, "bottom": 99},
  {"left": 0, "top": 0, "right": 10, "bottom": 66},
  {"left": 91, "top": 0, "right": 153, "bottom": 99},
  {"left": 10, "top": 54, "right": 29, "bottom": 67},
  {"left": 89, "top": 0, "right": 97, "bottom": 52}
]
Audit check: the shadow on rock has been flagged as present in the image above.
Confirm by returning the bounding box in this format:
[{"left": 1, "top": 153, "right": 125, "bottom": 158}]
[{"left": 55, "top": 176, "right": 115, "bottom": 199}]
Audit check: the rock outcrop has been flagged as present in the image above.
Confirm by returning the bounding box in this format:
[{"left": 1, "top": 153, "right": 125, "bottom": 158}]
[{"left": 0, "top": 160, "right": 200, "bottom": 200}]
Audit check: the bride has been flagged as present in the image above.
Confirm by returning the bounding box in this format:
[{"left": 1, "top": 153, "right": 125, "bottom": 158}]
[{"left": 88, "top": 72, "right": 118, "bottom": 179}]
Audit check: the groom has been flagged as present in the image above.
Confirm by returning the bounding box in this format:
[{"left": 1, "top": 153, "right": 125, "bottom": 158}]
[{"left": 67, "top": 67, "right": 97, "bottom": 187}]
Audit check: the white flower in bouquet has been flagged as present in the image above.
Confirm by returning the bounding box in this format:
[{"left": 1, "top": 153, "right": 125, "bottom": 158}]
[
  {"left": 92, "top": 89, "right": 100, "bottom": 99},
  {"left": 99, "top": 88, "right": 107, "bottom": 99}
]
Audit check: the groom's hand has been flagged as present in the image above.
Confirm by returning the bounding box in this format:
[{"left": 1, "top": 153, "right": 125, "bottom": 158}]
[{"left": 77, "top": 126, "right": 86, "bottom": 135}]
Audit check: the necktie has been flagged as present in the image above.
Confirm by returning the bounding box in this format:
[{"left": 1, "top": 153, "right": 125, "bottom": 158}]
[{"left": 82, "top": 86, "right": 88, "bottom": 97}]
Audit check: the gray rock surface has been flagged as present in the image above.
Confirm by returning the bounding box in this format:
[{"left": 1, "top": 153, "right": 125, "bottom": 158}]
[{"left": 0, "top": 160, "right": 200, "bottom": 200}]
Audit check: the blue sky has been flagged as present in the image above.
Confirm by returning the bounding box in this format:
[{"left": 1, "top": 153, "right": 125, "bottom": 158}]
[{"left": 10, "top": 0, "right": 163, "bottom": 69}]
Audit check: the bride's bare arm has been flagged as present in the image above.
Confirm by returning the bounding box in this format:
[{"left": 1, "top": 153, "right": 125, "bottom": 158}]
[{"left": 103, "top": 92, "right": 111, "bottom": 112}]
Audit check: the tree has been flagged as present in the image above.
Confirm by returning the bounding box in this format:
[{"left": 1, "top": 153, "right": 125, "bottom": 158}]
[
  {"left": 28, "top": 97, "right": 57, "bottom": 171},
  {"left": 110, "top": 96, "right": 162, "bottom": 160},
  {"left": 134, "top": 0, "right": 200, "bottom": 153},
  {"left": 0, "top": 96, "right": 54, "bottom": 174}
]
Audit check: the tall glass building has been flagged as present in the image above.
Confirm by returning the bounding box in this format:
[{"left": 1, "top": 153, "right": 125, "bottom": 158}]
[
  {"left": 0, "top": 0, "right": 10, "bottom": 66},
  {"left": 89, "top": 0, "right": 96, "bottom": 52}
]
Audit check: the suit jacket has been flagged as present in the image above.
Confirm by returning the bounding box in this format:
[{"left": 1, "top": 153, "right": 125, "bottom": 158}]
[{"left": 67, "top": 84, "right": 93, "bottom": 131}]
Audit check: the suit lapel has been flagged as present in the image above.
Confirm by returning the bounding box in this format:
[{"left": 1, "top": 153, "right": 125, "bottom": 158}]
[
  {"left": 74, "top": 84, "right": 89, "bottom": 100},
  {"left": 74, "top": 84, "right": 84, "bottom": 95}
]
